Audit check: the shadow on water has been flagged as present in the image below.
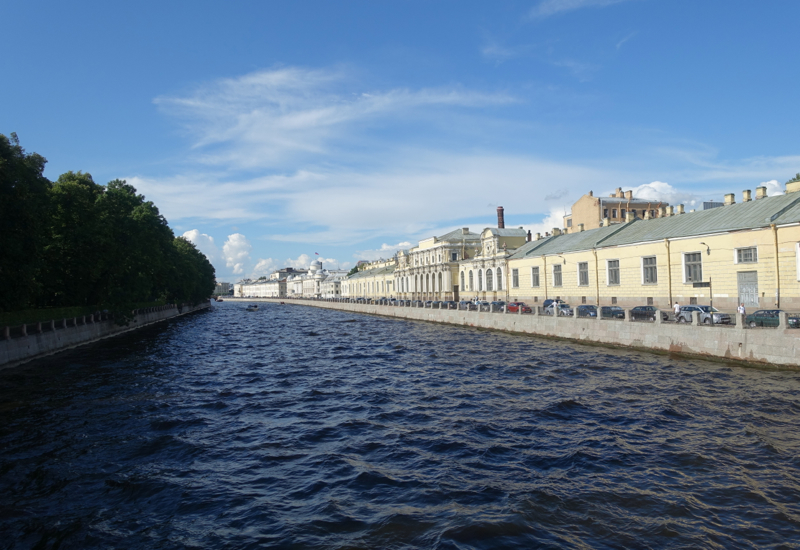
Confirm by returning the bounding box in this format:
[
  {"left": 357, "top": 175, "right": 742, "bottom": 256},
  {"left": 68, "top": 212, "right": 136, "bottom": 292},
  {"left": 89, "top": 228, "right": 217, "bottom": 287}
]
[{"left": 1, "top": 301, "right": 800, "bottom": 549}]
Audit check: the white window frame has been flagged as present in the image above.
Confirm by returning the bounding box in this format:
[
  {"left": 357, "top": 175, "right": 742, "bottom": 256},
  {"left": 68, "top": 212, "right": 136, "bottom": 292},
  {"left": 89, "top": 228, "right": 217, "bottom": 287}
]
[
  {"left": 577, "top": 262, "right": 589, "bottom": 286},
  {"left": 734, "top": 246, "right": 758, "bottom": 264},
  {"left": 606, "top": 259, "right": 620, "bottom": 286},
  {"left": 641, "top": 256, "right": 658, "bottom": 285},
  {"left": 682, "top": 252, "right": 703, "bottom": 283},
  {"left": 512, "top": 268, "right": 519, "bottom": 288},
  {"left": 552, "top": 264, "right": 562, "bottom": 287},
  {"left": 531, "top": 266, "right": 540, "bottom": 288}
]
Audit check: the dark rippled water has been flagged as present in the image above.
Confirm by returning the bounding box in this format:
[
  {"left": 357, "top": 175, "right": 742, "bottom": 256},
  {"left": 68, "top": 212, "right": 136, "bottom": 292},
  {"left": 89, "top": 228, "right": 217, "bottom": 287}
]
[{"left": 2, "top": 302, "right": 800, "bottom": 549}]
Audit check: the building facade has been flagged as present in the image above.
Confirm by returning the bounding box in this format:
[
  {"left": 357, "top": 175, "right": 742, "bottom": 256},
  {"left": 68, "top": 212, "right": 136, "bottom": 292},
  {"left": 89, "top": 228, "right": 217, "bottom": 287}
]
[{"left": 564, "top": 188, "right": 671, "bottom": 232}]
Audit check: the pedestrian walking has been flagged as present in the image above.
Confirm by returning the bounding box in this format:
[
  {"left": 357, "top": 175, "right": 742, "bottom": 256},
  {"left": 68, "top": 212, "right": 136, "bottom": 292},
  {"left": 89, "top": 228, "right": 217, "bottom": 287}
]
[
  {"left": 673, "top": 302, "right": 681, "bottom": 318},
  {"left": 737, "top": 303, "right": 746, "bottom": 315}
]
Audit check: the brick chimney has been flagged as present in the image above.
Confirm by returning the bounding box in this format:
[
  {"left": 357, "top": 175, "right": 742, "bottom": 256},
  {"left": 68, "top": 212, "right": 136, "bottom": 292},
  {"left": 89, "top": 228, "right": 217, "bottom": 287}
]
[
  {"left": 756, "top": 186, "right": 768, "bottom": 199},
  {"left": 724, "top": 193, "right": 735, "bottom": 205},
  {"left": 625, "top": 190, "right": 633, "bottom": 200},
  {"left": 496, "top": 206, "right": 505, "bottom": 228},
  {"left": 527, "top": 230, "right": 532, "bottom": 242}
]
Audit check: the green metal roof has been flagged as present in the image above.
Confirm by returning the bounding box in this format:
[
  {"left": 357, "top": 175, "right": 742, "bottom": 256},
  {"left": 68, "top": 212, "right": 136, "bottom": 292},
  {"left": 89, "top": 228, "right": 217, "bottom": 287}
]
[
  {"left": 436, "top": 228, "right": 481, "bottom": 241},
  {"left": 346, "top": 264, "right": 396, "bottom": 280},
  {"left": 600, "top": 192, "right": 800, "bottom": 248}
]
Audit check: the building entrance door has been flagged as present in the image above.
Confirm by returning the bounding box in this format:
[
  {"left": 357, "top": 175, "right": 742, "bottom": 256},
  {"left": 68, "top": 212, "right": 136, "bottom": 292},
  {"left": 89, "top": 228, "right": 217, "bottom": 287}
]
[{"left": 737, "top": 271, "right": 759, "bottom": 308}]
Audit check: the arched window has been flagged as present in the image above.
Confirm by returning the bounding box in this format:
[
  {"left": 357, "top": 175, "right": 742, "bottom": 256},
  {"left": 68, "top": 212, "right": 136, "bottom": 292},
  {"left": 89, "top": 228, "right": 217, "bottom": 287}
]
[
  {"left": 426, "top": 273, "right": 430, "bottom": 292},
  {"left": 469, "top": 271, "right": 474, "bottom": 290},
  {"left": 496, "top": 267, "right": 503, "bottom": 291},
  {"left": 415, "top": 275, "right": 419, "bottom": 292},
  {"left": 438, "top": 272, "right": 443, "bottom": 292},
  {"left": 478, "top": 270, "right": 483, "bottom": 291},
  {"left": 460, "top": 271, "right": 465, "bottom": 289},
  {"left": 486, "top": 269, "right": 493, "bottom": 291}
]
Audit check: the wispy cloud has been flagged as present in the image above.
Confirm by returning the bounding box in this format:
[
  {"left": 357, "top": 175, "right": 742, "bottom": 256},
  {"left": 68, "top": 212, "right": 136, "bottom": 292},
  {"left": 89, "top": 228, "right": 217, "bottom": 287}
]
[
  {"left": 530, "top": 0, "right": 635, "bottom": 19},
  {"left": 616, "top": 31, "right": 638, "bottom": 49},
  {"left": 154, "top": 66, "right": 516, "bottom": 170}
]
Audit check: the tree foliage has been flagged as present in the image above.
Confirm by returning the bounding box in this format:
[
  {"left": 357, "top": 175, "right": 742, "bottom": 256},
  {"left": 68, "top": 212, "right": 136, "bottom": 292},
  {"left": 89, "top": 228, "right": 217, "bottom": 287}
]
[
  {"left": 787, "top": 173, "right": 800, "bottom": 184},
  {"left": 0, "top": 133, "right": 215, "bottom": 320}
]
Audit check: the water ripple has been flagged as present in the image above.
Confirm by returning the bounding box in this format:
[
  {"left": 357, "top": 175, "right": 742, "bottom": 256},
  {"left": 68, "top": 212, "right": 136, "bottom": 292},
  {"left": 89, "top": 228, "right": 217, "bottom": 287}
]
[{"left": 1, "top": 301, "right": 800, "bottom": 548}]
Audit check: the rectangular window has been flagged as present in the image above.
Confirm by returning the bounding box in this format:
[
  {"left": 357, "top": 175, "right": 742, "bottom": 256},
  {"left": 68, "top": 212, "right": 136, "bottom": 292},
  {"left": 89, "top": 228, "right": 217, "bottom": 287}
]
[
  {"left": 685, "top": 252, "right": 702, "bottom": 282},
  {"left": 531, "top": 267, "right": 540, "bottom": 287},
  {"left": 736, "top": 247, "right": 757, "bottom": 264},
  {"left": 612, "top": 209, "right": 618, "bottom": 218},
  {"left": 621, "top": 209, "right": 626, "bottom": 219},
  {"left": 578, "top": 262, "right": 589, "bottom": 286},
  {"left": 553, "top": 264, "right": 562, "bottom": 287},
  {"left": 512, "top": 268, "right": 519, "bottom": 288},
  {"left": 642, "top": 256, "right": 657, "bottom": 284},
  {"left": 607, "top": 260, "right": 620, "bottom": 285},
  {"left": 603, "top": 208, "right": 609, "bottom": 218},
  {"left": 566, "top": 219, "right": 572, "bottom": 227},
  {"left": 450, "top": 252, "right": 458, "bottom": 262}
]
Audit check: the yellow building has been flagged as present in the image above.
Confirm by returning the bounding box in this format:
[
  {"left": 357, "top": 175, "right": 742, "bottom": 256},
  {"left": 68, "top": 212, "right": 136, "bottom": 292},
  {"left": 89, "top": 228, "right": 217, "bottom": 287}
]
[
  {"left": 509, "top": 184, "right": 800, "bottom": 311},
  {"left": 458, "top": 226, "right": 529, "bottom": 302},
  {"left": 564, "top": 187, "right": 670, "bottom": 231}
]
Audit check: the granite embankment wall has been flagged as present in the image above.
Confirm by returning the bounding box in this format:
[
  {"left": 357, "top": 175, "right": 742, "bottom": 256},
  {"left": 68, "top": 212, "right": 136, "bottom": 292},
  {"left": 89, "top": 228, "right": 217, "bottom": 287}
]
[
  {"left": 0, "top": 303, "right": 210, "bottom": 370},
  {"left": 236, "top": 298, "right": 799, "bottom": 368}
]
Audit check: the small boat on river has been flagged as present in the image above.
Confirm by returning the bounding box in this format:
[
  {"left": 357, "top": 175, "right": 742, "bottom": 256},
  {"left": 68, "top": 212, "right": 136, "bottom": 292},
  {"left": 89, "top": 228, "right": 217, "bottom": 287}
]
[{"left": 245, "top": 304, "right": 259, "bottom": 312}]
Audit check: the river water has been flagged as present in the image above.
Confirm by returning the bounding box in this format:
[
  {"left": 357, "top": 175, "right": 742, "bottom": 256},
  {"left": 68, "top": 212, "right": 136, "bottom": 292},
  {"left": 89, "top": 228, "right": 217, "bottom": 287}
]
[{"left": 1, "top": 301, "right": 799, "bottom": 549}]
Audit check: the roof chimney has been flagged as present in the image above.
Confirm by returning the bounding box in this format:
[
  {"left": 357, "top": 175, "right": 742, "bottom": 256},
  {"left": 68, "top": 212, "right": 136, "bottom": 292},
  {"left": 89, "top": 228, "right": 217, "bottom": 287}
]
[
  {"left": 659, "top": 206, "right": 667, "bottom": 217},
  {"left": 552, "top": 228, "right": 562, "bottom": 236},
  {"left": 625, "top": 211, "right": 635, "bottom": 223},
  {"left": 535, "top": 232, "right": 542, "bottom": 240},
  {"left": 588, "top": 190, "right": 593, "bottom": 197},
  {"left": 462, "top": 227, "right": 469, "bottom": 234},
  {"left": 676, "top": 204, "right": 685, "bottom": 214},
  {"left": 756, "top": 186, "right": 768, "bottom": 199},
  {"left": 666, "top": 206, "right": 674, "bottom": 216},
  {"left": 602, "top": 217, "right": 610, "bottom": 227},
  {"left": 724, "top": 193, "right": 735, "bottom": 205},
  {"left": 643, "top": 209, "right": 651, "bottom": 220},
  {"left": 625, "top": 190, "right": 633, "bottom": 200},
  {"left": 743, "top": 190, "right": 752, "bottom": 202},
  {"left": 616, "top": 187, "right": 623, "bottom": 198},
  {"left": 527, "top": 230, "right": 532, "bottom": 242},
  {"left": 787, "top": 181, "right": 800, "bottom": 194},
  {"left": 496, "top": 206, "right": 505, "bottom": 229},
  {"left": 577, "top": 223, "right": 584, "bottom": 232}
]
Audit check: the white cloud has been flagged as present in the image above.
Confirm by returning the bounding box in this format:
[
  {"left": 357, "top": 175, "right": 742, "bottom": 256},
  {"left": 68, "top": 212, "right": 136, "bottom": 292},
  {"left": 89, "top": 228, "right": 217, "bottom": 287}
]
[
  {"left": 222, "top": 233, "right": 252, "bottom": 274},
  {"left": 354, "top": 241, "right": 414, "bottom": 261},
  {"left": 760, "top": 179, "right": 784, "bottom": 196},
  {"left": 530, "top": 0, "right": 634, "bottom": 18},
  {"left": 182, "top": 229, "right": 218, "bottom": 262},
  {"left": 630, "top": 181, "right": 701, "bottom": 208},
  {"left": 154, "top": 66, "right": 515, "bottom": 170}
]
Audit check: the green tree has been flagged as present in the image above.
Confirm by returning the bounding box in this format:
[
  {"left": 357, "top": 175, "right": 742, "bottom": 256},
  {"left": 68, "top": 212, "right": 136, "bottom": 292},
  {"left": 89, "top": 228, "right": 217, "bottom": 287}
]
[
  {"left": 0, "top": 133, "right": 51, "bottom": 311},
  {"left": 787, "top": 173, "right": 800, "bottom": 184}
]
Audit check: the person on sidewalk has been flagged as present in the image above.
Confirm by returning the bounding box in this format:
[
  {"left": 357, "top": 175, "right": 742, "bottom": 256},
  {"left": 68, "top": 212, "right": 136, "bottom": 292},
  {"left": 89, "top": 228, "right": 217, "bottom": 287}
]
[
  {"left": 737, "top": 303, "right": 746, "bottom": 315},
  {"left": 673, "top": 302, "right": 681, "bottom": 319}
]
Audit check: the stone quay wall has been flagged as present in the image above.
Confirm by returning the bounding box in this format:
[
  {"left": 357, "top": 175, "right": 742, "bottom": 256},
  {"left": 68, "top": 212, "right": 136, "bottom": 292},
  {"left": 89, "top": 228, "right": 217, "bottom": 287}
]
[
  {"left": 236, "top": 298, "right": 799, "bottom": 368},
  {"left": 0, "top": 302, "right": 210, "bottom": 370}
]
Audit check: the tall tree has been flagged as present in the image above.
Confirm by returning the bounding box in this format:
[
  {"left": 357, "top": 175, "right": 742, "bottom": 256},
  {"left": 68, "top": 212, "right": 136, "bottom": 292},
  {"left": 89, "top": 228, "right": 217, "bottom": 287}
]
[{"left": 0, "top": 133, "right": 51, "bottom": 311}]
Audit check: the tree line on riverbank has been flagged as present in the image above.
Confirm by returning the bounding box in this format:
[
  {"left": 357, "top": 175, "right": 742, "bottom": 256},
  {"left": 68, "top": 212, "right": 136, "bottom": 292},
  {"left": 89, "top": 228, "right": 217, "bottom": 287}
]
[{"left": 0, "top": 133, "right": 215, "bottom": 320}]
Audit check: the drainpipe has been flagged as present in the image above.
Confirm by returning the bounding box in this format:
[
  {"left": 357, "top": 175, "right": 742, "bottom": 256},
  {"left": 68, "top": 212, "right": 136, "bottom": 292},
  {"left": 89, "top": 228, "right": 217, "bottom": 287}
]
[
  {"left": 543, "top": 256, "right": 548, "bottom": 301},
  {"left": 592, "top": 248, "right": 600, "bottom": 304},
  {"left": 665, "top": 238, "right": 672, "bottom": 305},
  {"left": 772, "top": 224, "right": 780, "bottom": 307}
]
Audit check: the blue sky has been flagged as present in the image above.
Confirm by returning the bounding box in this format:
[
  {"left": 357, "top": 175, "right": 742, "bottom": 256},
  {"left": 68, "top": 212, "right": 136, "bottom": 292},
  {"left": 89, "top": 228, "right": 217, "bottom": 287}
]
[{"left": 3, "top": 0, "right": 799, "bottom": 280}]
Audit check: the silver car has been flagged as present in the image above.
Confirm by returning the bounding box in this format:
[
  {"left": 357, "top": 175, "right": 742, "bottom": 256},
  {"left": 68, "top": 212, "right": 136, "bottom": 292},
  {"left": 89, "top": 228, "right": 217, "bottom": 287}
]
[{"left": 677, "top": 305, "right": 731, "bottom": 324}]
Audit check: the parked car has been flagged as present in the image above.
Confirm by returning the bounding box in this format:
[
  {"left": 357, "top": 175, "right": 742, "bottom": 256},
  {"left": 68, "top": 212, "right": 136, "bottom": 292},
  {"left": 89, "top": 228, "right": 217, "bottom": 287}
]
[
  {"left": 545, "top": 303, "right": 573, "bottom": 316},
  {"left": 430, "top": 301, "right": 442, "bottom": 308},
  {"left": 676, "top": 305, "right": 731, "bottom": 324},
  {"left": 507, "top": 302, "right": 532, "bottom": 313},
  {"left": 600, "top": 306, "right": 625, "bottom": 319},
  {"left": 459, "top": 300, "right": 477, "bottom": 311},
  {"left": 542, "top": 299, "right": 566, "bottom": 309},
  {"left": 442, "top": 300, "right": 458, "bottom": 309},
  {"left": 490, "top": 301, "right": 506, "bottom": 311},
  {"left": 576, "top": 305, "right": 597, "bottom": 317},
  {"left": 745, "top": 309, "right": 800, "bottom": 328},
  {"left": 630, "top": 305, "right": 669, "bottom": 321},
  {"left": 476, "top": 300, "right": 491, "bottom": 312}
]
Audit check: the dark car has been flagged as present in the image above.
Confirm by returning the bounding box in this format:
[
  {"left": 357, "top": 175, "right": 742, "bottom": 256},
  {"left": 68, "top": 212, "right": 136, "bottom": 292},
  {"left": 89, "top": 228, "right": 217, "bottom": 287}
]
[
  {"left": 430, "top": 301, "right": 442, "bottom": 308},
  {"left": 442, "top": 300, "right": 458, "bottom": 309},
  {"left": 490, "top": 301, "right": 506, "bottom": 311},
  {"left": 676, "top": 305, "right": 731, "bottom": 324},
  {"left": 542, "top": 299, "right": 566, "bottom": 309},
  {"left": 576, "top": 305, "right": 597, "bottom": 317},
  {"left": 507, "top": 301, "right": 532, "bottom": 313},
  {"left": 630, "top": 305, "right": 669, "bottom": 321},
  {"left": 745, "top": 309, "right": 800, "bottom": 328},
  {"left": 600, "top": 306, "right": 625, "bottom": 319},
  {"left": 459, "top": 300, "right": 477, "bottom": 311}
]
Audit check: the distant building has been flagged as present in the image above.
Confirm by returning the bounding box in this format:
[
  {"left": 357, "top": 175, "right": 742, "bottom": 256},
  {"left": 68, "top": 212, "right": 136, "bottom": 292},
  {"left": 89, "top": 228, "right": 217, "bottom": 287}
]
[
  {"left": 703, "top": 201, "right": 724, "bottom": 210},
  {"left": 213, "top": 282, "right": 233, "bottom": 296},
  {"left": 563, "top": 188, "right": 670, "bottom": 231}
]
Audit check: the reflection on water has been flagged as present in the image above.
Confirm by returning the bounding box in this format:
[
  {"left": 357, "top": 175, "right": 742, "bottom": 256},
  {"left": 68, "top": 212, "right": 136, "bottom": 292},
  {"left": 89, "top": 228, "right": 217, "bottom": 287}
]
[{"left": 1, "top": 301, "right": 799, "bottom": 549}]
